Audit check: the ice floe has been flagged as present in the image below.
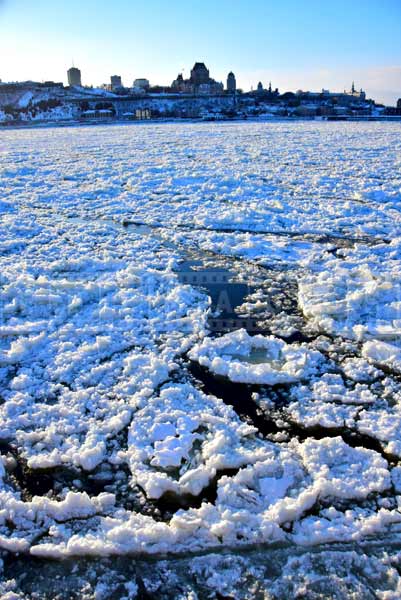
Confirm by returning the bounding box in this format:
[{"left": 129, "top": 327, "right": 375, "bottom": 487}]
[{"left": 189, "top": 328, "right": 324, "bottom": 384}]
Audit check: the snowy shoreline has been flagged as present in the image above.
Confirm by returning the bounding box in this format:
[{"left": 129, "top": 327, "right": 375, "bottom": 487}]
[{"left": 2, "top": 115, "right": 401, "bottom": 132}]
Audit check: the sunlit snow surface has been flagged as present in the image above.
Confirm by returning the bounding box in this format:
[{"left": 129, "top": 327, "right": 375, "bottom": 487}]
[{"left": 1, "top": 121, "right": 401, "bottom": 597}]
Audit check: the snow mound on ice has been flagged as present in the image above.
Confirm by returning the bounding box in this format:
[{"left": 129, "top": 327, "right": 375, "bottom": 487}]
[{"left": 127, "top": 382, "right": 264, "bottom": 499}]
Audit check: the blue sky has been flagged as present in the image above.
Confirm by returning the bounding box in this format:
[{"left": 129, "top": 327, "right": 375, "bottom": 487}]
[{"left": 1, "top": 0, "right": 400, "bottom": 104}]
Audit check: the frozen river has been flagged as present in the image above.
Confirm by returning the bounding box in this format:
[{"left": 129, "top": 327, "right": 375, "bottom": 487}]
[{"left": 1, "top": 121, "right": 401, "bottom": 598}]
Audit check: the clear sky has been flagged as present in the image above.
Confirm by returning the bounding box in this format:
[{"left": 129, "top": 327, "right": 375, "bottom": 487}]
[{"left": 1, "top": 0, "right": 400, "bottom": 104}]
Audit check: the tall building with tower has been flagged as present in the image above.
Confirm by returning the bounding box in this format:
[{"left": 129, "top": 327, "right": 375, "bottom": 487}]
[
  {"left": 190, "top": 62, "right": 210, "bottom": 85},
  {"left": 347, "top": 82, "right": 366, "bottom": 100},
  {"left": 67, "top": 67, "right": 81, "bottom": 87},
  {"left": 227, "top": 72, "right": 236, "bottom": 93},
  {"left": 172, "top": 62, "right": 223, "bottom": 95}
]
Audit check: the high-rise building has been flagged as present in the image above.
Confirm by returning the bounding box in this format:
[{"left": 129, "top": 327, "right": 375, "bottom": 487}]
[
  {"left": 67, "top": 67, "right": 81, "bottom": 87},
  {"left": 110, "top": 75, "right": 122, "bottom": 90},
  {"left": 227, "top": 72, "right": 236, "bottom": 93}
]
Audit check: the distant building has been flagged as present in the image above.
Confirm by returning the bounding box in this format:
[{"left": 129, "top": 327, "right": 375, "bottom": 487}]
[
  {"left": 172, "top": 73, "right": 184, "bottom": 89},
  {"left": 43, "top": 81, "right": 64, "bottom": 88},
  {"left": 397, "top": 98, "right": 401, "bottom": 109},
  {"left": 190, "top": 62, "right": 210, "bottom": 85},
  {"left": 135, "top": 108, "right": 151, "bottom": 120},
  {"left": 249, "top": 80, "right": 279, "bottom": 99},
  {"left": 110, "top": 75, "right": 122, "bottom": 90},
  {"left": 227, "top": 72, "right": 236, "bottom": 93},
  {"left": 67, "top": 67, "right": 81, "bottom": 87},
  {"left": 81, "top": 108, "right": 114, "bottom": 120},
  {"left": 349, "top": 81, "right": 366, "bottom": 101},
  {"left": 133, "top": 78, "right": 150, "bottom": 90},
  {"left": 172, "top": 62, "right": 223, "bottom": 95},
  {"left": 294, "top": 83, "right": 368, "bottom": 107}
]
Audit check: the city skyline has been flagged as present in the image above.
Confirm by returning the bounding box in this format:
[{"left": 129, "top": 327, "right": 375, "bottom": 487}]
[{"left": 1, "top": 0, "right": 400, "bottom": 104}]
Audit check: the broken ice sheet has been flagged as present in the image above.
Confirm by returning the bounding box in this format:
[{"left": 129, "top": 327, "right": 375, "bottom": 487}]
[{"left": 1, "top": 122, "right": 401, "bottom": 562}]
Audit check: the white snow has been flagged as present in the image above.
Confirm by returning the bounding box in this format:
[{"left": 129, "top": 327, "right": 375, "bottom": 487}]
[
  {"left": 0, "top": 121, "right": 401, "bottom": 560},
  {"left": 298, "top": 240, "right": 401, "bottom": 376},
  {"left": 126, "top": 382, "right": 262, "bottom": 499},
  {"left": 189, "top": 329, "right": 324, "bottom": 384}
]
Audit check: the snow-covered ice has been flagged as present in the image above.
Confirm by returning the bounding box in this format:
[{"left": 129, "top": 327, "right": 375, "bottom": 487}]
[
  {"left": 1, "top": 120, "right": 401, "bottom": 579},
  {"left": 189, "top": 328, "right": 324, "bottom": 384}
]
